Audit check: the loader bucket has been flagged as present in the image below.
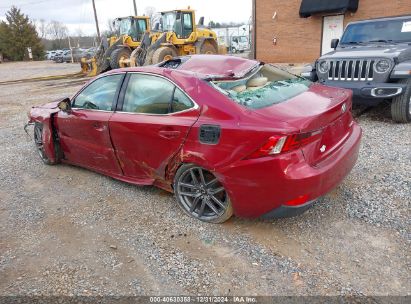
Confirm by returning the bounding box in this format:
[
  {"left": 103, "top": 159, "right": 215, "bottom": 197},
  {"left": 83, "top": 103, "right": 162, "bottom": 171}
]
[{"left": 80, "top": 57, "right": 98, "bottom": 77}]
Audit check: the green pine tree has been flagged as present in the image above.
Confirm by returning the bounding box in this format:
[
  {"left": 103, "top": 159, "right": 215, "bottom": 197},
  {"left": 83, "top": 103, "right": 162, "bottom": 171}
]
[{"left": 0, "top": 6, "right": 44, "bottom": 61}]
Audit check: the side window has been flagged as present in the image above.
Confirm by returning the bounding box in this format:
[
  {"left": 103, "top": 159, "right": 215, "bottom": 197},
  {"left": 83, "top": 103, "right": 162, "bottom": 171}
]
[
  {"left": 171, "top": 88, "right": 194, "bottom": 113},
  {"left": 73, "top": 74, "right": 123, "bottom": 110},
  {"left": 122, "top": 74, "right": 174, "bottom": 114}
]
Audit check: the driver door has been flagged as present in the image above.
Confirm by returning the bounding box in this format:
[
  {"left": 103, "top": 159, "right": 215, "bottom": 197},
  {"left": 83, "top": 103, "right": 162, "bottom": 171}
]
[{"left": 55, "top": 74, "right": 125, "bottom": 175}]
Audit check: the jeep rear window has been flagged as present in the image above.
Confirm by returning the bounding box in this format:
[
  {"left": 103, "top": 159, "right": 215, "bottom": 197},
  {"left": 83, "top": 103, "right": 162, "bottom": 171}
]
[
  {"left": 212, "top": 65, "right": 312, "bottom": 109},
  {"left": 340, "top": 17, "right": 411, "bottom": 44}
]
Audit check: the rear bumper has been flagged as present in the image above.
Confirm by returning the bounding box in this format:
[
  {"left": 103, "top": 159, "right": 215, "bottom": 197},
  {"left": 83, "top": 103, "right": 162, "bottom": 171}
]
[
  {"left": 320, "top": 80, "right": 406, "bottom": 103},
  {"left": 216, "top": 122, "right": 362, "bottom": 218}
]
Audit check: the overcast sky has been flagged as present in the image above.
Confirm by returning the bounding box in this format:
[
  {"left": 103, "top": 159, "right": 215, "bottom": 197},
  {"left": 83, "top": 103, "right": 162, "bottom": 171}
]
[{"left": 0, "top": 0, "right": 252, "bottom": 35}]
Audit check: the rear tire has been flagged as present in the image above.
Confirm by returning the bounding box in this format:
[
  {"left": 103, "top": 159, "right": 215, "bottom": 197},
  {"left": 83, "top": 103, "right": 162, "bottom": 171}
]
[
  {"left": 173, "top": 164, "right": 233, "bottom": 224},
  {"left": 151, "top": 46, "right": 178, "bottom": 64},
  {"left": 391, "top": 78, "right": 411, "bottom": 123},
  {"left": 109, "top": 48, "right": 131, "bottom": 69}
]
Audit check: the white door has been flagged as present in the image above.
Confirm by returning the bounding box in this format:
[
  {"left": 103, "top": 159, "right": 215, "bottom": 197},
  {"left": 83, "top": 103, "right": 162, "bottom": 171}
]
[{"left": 321, "top": 15, "right": 344, "bottom": 55}]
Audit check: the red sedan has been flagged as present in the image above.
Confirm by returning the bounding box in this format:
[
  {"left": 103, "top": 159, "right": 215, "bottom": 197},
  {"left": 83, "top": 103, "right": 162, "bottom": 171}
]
[{"left": 27, "top": 55, "right": 362, "bottom": 223}]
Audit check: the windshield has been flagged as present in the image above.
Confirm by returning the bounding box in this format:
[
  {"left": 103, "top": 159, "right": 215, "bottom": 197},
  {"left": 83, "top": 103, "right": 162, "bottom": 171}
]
[
  {"left": 119, "top": 18, "right": 132, "bottom": 35},
  {"left": 162, "top": 12, "right": 177, "bottom": 31},
  {"left": 340, "top": 18, "right": 411, "bottom": 44},
  {"left": 239, "top": 36, "right": 248, "bottom": 43},
  {"left": 213, "top": 65, "right": 312, "bottom": 109}
]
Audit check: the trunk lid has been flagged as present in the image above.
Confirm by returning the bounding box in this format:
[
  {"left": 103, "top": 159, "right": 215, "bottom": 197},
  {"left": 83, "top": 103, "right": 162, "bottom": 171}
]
[{"left": 255, "top": 83, "right": 353, "bottom": 165}]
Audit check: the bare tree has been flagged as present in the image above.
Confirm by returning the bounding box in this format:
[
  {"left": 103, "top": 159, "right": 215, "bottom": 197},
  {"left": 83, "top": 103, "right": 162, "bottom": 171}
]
[
  {"left": 144, "top": 6, "right": 158, "bottom": 29},
  {"left": 47, "top": 20, "right": 68, "bottom": 48},
  {"left": 75, "top": 27, "right": 83, "bottom": 47},
  {"left": 35, "top": 18, "right": 48, "bottom": 39},
  {"left": 100, "top": 19, "right": 117, "bottom": 38},
  {"left": 106, "top": 18, "right": 118, "bottom": 36}
]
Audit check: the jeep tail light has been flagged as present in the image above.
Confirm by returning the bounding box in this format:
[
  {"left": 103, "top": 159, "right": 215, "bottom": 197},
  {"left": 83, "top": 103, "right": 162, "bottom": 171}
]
[{"left": 246, "top": 130, "right": 322, "bottom": 159}]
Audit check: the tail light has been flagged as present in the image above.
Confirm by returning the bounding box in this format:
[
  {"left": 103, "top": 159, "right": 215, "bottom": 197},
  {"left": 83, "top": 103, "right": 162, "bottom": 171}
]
[{"left": 246, "top": 130, "right": 322, "bottom": 159}]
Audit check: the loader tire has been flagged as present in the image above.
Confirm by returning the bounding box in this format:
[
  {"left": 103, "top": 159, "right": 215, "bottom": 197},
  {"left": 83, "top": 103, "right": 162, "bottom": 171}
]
[
  {"left": 200, "top": 42, "right": 218, "bottom": 55},
  {"left": 152, "top": 47, "right": 178, "bottom": 64},
  {"left": 110, "top": 48, "right": 131, "bottom": 69}
]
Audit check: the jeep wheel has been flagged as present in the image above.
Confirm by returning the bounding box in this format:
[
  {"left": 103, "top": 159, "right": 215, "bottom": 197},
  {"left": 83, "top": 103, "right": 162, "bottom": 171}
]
[{"left": 391, "top": 79, "right": 411, "bottom": 123}]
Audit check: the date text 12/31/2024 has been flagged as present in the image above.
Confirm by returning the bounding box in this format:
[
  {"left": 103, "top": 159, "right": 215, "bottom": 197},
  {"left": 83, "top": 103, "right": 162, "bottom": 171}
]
[{"left": 149, "top": 296, "right": 257, "bottom": 303}]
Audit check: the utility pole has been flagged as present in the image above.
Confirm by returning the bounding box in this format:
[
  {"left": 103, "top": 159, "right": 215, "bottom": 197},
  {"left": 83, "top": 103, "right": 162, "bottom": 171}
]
[
  {"left": 67, "top": 36, "right": 74, "bottom": 63},
  {"left": 92, "top": 0, "right": 101, "bottom": 41},
  {"left": 133, "top": 0, "right": 137, "bottom": 15}
]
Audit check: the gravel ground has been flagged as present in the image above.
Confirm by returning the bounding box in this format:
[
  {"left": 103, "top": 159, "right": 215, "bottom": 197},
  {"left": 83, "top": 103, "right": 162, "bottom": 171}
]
[
  {"left": 0, "top": 61, "right": 79, "bottom": 82},
  {"left": 0, "top": 62, "right": 410, "bottom": 297}
]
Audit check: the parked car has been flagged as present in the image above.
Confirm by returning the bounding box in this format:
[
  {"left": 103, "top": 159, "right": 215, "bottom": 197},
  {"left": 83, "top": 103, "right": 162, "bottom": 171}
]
[
  {"left": 302, "top": 15, "right": 411, "bottom": 123},
  {"left": 63, "top": 48, "right": 84, "bottom": 63},
  {"left": 81, "top": 47, "right": 97, "bottom": 59},
  {"left": 53, "top": 50, "right": 69, "bottom": 63},
  {"left": 48, "top": 51, "right": 57, "bottom": 60},
  {"left": 26, "top": 55, "right": 362, "bottom": 223}
]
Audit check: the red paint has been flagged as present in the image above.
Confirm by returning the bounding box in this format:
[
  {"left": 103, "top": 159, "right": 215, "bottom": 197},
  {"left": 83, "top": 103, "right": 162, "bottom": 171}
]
[
  {"left": 28, "top": 55, "right": 362, "bottom": 218},
  {"left": 55, "top": 110, "right": 122, "bottom": 174}
]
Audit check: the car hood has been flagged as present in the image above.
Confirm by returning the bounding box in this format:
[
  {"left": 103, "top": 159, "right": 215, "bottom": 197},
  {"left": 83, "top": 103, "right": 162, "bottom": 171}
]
[
  {"left": 321, "top": 44, "right": 411, "bottom": 60},
  {"left": 35, "top": 100, "right": 61, "bottom": 109},
  {"left": 28, "top": 99, "right": 64, "bottom": 123}
]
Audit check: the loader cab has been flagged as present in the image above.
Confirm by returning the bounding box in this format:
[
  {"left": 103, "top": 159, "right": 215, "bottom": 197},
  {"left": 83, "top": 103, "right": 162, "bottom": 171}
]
[
  {"left": 116, "top": 16, "right": 148, "bottom": 42},
  {"left": 161, "top": 10, "right": 195, "bottom": 40}
]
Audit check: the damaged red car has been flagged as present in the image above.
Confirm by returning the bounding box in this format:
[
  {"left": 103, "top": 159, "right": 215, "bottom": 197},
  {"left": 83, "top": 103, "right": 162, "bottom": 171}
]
[{"left": 27, "top": 55, "right": 362, "bottom": 223}]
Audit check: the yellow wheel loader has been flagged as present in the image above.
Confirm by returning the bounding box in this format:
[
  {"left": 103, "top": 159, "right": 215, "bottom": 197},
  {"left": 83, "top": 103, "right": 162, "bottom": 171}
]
[
  {"left": 130, "top": 8, "right": 226, "bottom": 67},
  {"left": 81, "top": 16, "right": 150, "bottom": 76}
]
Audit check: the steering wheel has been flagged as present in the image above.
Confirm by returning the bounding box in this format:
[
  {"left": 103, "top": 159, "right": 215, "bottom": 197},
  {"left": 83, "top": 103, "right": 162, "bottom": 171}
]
[{"left": 83, "top": 101, "right": 98, "bottom": 110}]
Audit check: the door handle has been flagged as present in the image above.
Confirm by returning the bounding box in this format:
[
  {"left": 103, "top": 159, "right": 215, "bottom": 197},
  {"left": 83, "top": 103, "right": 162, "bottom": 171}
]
[{"left": 158, "top": 130, "right": 181, "bottom": 139}]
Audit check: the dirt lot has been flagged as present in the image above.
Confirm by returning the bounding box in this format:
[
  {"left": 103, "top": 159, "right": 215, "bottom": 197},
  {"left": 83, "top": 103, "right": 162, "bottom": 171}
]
[{"left": 0, "top": 61, "right": 410, "bottom": 296}]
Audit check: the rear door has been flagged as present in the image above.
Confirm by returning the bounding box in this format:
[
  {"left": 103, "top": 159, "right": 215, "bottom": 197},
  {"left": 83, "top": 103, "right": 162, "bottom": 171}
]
[
  {"left": 109, "top": 73, "right": 200, "bottom": 180},
  {"left": 55, "top": 73, "right": 125, "bottom": 174}
]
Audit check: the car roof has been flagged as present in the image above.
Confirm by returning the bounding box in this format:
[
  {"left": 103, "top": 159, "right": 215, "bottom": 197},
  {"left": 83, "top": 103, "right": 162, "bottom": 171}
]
[{"left": 109, "top": 55, "right": 260, "bottom": 80}]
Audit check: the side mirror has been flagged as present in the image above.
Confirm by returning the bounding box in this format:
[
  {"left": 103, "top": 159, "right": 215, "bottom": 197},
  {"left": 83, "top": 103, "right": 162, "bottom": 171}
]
[
  {"left": 331, "top": 39, "right": 339, "bottom": 49},
  {"left": 198, "top": 16, "right": 205, "bottom": 27},
  {"left": 58, "top": 98, "right": 72, "bottom": 113}
]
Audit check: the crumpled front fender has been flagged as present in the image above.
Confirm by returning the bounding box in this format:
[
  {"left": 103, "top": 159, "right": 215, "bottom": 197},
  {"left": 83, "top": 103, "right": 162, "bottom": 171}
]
[{"left": 27, "top": 98, "right": 65, "bottom": 164}]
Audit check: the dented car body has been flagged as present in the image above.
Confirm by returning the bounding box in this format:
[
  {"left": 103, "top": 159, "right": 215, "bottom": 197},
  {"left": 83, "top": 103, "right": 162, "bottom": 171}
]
[{"left": 27, "top": 55, "right": 362, "bottom": 223}]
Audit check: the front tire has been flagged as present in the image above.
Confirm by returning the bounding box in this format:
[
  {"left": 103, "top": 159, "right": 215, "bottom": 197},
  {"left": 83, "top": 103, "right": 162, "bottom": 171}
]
[
  {"left": 110, "top": 48, "right": 131, "bottom": 69},
  {"left": 391, "top": 78, "right": 411, "bottom": 123},
  {"left": 33, "top": 123, "right": 54, "bottom": 165},
  {"left": 173, "top": 164, "right": 233, "bottom": 223},
  {"left": 151, "top": 46, "right": 178, "bottom": 64}
]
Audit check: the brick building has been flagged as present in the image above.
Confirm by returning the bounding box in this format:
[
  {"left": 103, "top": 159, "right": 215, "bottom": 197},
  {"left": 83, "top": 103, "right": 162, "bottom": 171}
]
[{"left": 252, "top": 0, "right": 411, "bottom": 63}]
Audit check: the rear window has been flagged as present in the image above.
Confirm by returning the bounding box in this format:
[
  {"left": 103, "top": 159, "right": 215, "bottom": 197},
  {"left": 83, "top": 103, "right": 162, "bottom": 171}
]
[{"left": 212, "top": 64, "right": 312, "bottom": 109}]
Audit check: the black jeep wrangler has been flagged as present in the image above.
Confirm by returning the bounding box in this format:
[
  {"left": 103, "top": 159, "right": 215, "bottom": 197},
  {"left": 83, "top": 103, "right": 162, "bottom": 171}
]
[{"left": 303, "top": 15, "right": 411, "bottom": 123}]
